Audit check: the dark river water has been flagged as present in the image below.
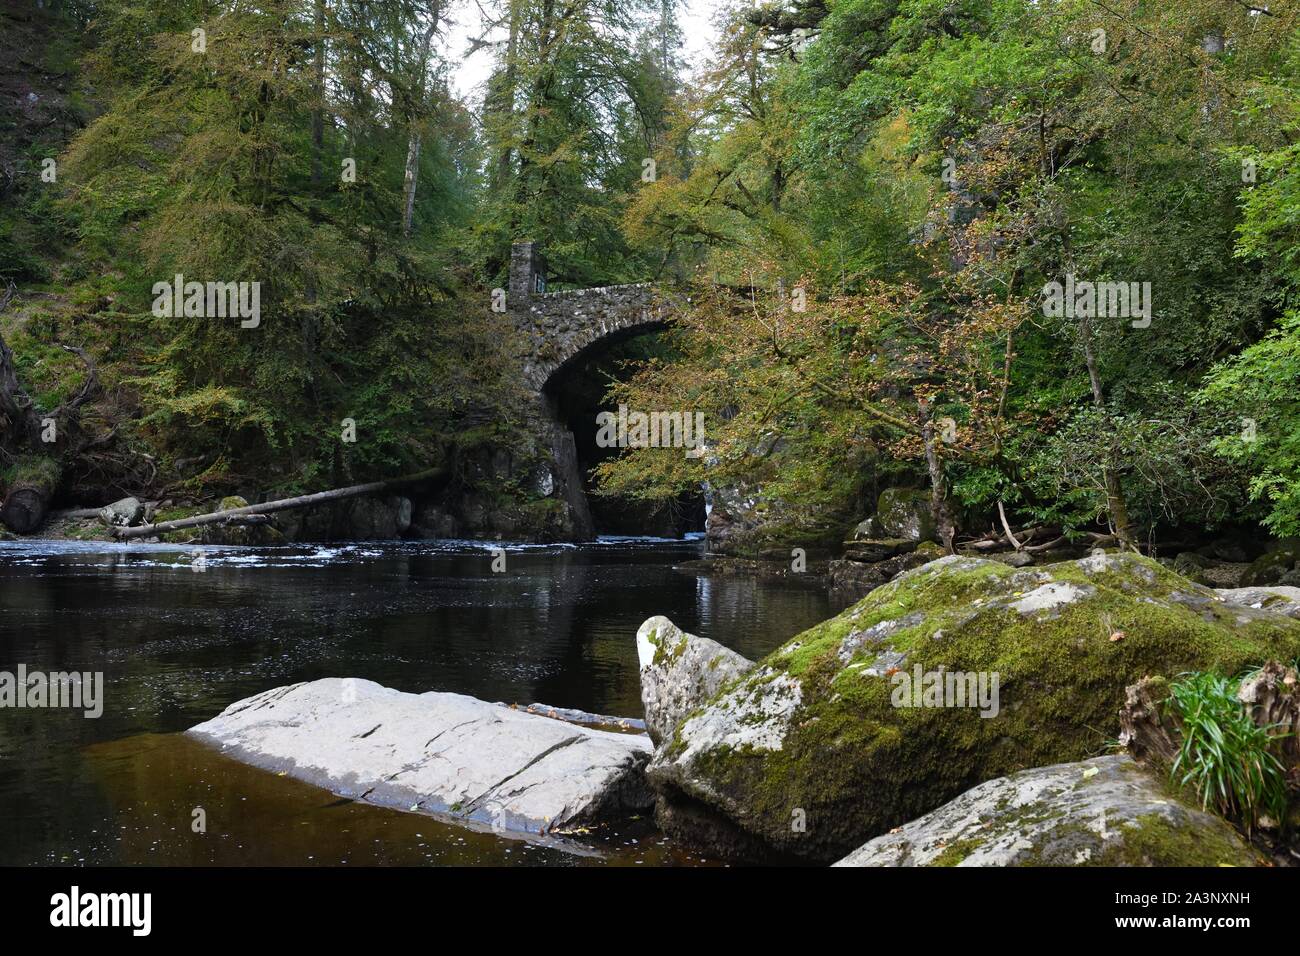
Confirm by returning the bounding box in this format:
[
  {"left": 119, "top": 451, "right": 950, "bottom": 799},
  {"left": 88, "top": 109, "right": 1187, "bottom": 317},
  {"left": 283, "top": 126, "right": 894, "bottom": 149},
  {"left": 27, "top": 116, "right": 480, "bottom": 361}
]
[{"left": 0, "top": 536, "right": 838, "bottom": 866}]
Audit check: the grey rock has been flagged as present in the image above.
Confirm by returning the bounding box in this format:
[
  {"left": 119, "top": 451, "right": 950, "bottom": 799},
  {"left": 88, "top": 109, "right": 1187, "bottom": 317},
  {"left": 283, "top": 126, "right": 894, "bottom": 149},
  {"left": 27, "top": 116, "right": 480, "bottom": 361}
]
[
  {"left": 1241, "top": 547, "right": 1300, "bottom": 587},
  {"left": 346, "top": 497, "right": 399, "bottom": 538},
  {"left": 702, "top": 481, "right": 770, "bottom": 556},
  {"left": 873, "top": 487, "right": 936, "bottom": 541},
  {"left": 837, "top": 612, "right": 924, "bottom": 666},
  {"left": 834, "top": 754, "right": 1259, "bottom": 867},
  {"left": 1172, "top": 552, "right": 1210, "bottom": 584},
  {"left": 1209, "top": 541, "right": 1249, "bottom": 564},
  {"left": 392, "top": 496, "right": 412, "bottom": 534},
  {"left": 826, "top": 544, "right": 944, "bottom": 600},
  {"left": 1009, "top": 580, "right": 1096, "bottom": 617},
  {"left": 1215, "top": 586, "right": 1300, "bottom": 620},
  {"left": 98, "top": 496, "right": 143, "bottom": 528},
  {"left": 534, "top": 466, "right": 555, "bottom": 497},
  {"left": 988, "top": 549, "right": 1034, "bottom": 568},
  {"left": 411, "top": 502, "right": 459, "bottom": 539},
  {"left": 188, "top": 678, "right": 654, "bottom": 837},
  {"left": 1201, "top": 562, "right": 1248, "bottom": 589},
  {"left": 636, "top": 615, "right": 753, "bottom": 747},
  {"left": 852, "top": 517, "right": 881, "bottom": 539},
  {"left": 842, "top": 537, "right": 917, "bottom": 562}
]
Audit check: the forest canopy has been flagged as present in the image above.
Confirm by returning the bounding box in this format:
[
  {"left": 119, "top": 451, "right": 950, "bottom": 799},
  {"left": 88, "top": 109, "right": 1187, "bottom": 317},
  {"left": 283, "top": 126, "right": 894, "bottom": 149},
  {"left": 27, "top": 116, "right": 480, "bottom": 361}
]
[{"left": 0, "top": 0, "right": 1298, "bottom": 547}]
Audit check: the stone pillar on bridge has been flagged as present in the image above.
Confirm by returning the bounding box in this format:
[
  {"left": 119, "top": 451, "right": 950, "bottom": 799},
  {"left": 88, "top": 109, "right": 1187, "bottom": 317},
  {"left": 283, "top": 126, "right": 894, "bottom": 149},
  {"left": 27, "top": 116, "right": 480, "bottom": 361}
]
[{"left": 509, "top": 241, "right": 547, "bottom": 307}]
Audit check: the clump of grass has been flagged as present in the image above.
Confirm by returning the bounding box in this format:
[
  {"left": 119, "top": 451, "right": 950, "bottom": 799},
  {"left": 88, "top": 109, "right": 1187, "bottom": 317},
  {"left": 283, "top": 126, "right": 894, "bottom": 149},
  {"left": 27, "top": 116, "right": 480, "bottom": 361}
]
[{"left": 1167, "top": 671, "right": 1289, "bottom": 833}]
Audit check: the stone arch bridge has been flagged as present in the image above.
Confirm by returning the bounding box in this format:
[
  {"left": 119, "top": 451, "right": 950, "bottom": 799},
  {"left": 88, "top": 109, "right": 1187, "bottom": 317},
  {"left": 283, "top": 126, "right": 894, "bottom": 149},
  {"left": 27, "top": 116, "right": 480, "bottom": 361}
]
[
  {"left": 502, "top": 242, "right": 679, "bottom": 540},
  {"left": 507, "top": 242, "right": 673, "bottom": 394}
]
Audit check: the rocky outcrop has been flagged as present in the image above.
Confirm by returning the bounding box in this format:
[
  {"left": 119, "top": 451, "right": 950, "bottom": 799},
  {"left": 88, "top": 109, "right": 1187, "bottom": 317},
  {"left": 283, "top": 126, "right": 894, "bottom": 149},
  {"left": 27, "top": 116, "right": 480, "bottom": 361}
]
[
  {"left": 644, "top": 552, "right": 1300, "bottom": 863},
  {"left": 636, "top": 616, "right": 753, "bottom": 747},
  {"left": 1242, "top": 546, "right": 1300, "bottom": 587},
  {"left": 853, "top": 487, "right": 936, "bottom": 542},
  {"left": 272, "top": 494, "right": 413, "bottom": 541},
  {"left": 829, "top": 489, "right": 946, "bottom": 600},
  {"left": 1216, "top": 585, "right": 1300, "bottom": 620},
  {"left": 827, "top": 542, "right": 944, "bottom": 599},
  {"left": 189, "top": 678, "right": 654, "bottom": 838},
  {"left": 1169, "top": 551, "right": 1248, "bottom": 588},
  {"left": 703, "top": 481, "right": 769, "bottom": 556},
  {"left": 833, "top": 755, "right": 1260, "bottom": 867}
]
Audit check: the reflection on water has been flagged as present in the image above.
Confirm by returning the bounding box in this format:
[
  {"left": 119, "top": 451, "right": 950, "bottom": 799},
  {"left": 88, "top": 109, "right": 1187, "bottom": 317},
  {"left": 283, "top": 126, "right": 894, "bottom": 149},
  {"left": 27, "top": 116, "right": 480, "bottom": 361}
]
[{"left": 0, "top": 537, "right": 840, "bottom": 866}]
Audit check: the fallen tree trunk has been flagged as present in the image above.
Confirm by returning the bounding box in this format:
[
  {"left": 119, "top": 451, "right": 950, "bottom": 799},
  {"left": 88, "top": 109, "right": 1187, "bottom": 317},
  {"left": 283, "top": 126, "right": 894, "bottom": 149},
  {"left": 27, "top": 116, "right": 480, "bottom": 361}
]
[
  {"left": 48, "top": 505, "right": 111, "bottom": 520},
  {"left": 0, "top": 456, "right": 61, "bottom": 534},
  {"left": 1237, "top": 662, "right": 1300, "bottom": 774},
  {"left": 1118, "top": 676, "right": 1181, "bottom": 768},
  {"left": 114, "top": 468, "right": 444, "bottom": 540}
]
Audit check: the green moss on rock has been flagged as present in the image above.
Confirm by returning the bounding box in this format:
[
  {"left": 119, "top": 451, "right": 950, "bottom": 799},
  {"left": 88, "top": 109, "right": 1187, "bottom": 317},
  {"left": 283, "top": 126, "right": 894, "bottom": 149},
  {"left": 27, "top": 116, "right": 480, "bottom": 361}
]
[{"left": 649, "top": 553, "right": 1300, "bottom": 863}]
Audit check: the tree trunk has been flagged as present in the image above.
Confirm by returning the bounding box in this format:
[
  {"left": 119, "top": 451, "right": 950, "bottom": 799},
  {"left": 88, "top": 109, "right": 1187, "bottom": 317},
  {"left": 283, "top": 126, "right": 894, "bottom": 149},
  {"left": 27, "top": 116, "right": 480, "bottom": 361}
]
[
  {"left": 402, "top": 131, "right": 422, "bottom": 237},
  {"left": 1, "top": 456, "right": 61, "bottom": 534},
  {"left": 1078, "top": 311, "right": 1135, "bottom": 549},
  {"left": 920, "top": 407, "right": 956, "bottom": 553},
  {"left": 401, "top": 17, "right": 440, "bottom": 238},
  {"left": 311, "top": 0, "right": 325, "bottom": 191},
  {"left": 114, "top": 468, "right": 444, "bottom": 540},
  {"left": 1118, "top": 676, "right": 1181, "bottom": 768},
  {"left": 492, "top": 0, "right": 522, "bottom": 191},
  {"left": 511, "top": 0, "right": 557, "bottom": 232}
]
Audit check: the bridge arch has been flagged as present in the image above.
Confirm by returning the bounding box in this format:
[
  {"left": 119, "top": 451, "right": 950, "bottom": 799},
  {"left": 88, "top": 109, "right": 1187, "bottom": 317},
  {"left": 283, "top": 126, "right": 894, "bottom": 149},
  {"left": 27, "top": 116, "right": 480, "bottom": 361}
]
[
  {"left": 505, "top": 243, "right": 698, "bottom": 540},
  {"left": 507, "top": 242, "right": 674, "bottom": 393}
]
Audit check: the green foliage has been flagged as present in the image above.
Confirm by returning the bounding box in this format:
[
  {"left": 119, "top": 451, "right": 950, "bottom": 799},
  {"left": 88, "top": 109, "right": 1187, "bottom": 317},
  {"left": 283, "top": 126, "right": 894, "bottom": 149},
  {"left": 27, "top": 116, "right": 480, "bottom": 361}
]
[
  {"left": 474, "top": 0, "right": 677, "bottom": 287},
  {"left": 1167, "top": 670, "right": 1290, "bottom": 833},
  {"left": 1201, "top": 310, "right": 1300, "bottom": 536},
  {"left": 11, "top": 0, "right": 529, "bottom": 493},
  {"left": 603, "top": 0, "right": 1300, "bottom": 545},
  {"left": 8, "top": 0, "right": 1300, "bottom": 546}
]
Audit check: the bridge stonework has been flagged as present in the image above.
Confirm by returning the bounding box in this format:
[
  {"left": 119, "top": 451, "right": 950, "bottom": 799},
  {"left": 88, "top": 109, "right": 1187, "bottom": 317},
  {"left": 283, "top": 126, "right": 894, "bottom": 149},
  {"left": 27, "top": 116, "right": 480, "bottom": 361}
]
[
  {"left": 502, "top": 242, "right": 676, "bottom": 541},
  {"left": 508, "top": 242, "right": 670, "bottom": 393}
]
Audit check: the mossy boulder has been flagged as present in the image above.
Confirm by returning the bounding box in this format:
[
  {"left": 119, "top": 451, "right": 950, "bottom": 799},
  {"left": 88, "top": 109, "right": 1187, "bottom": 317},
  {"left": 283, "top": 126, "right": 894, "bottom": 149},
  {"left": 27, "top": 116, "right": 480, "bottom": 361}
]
[
  {"left": 1241, "top": 547, "right": 1300, "bottom": 587},
  {"left": 637, "top": 616, "right": 754, "bottom": 748},
  {"left": 872, "top": 487, "right": 935, "bottom": 542},
  {"left": 834, "top": 755, "right": 1261, "bottom": 867},
  {"left": 646, "top": 552, "right": 1300, "bottom": 863}
]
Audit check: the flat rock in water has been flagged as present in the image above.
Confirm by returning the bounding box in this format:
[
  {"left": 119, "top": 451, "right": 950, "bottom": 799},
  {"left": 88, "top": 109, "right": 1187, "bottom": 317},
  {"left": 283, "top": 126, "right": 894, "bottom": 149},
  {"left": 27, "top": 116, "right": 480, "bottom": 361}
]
[
  {"left": 834, "top": 755, "right": 1260, "bottom": 867},
  {"left": 188, "top": 678, "right": 654, "bottom": 837}
]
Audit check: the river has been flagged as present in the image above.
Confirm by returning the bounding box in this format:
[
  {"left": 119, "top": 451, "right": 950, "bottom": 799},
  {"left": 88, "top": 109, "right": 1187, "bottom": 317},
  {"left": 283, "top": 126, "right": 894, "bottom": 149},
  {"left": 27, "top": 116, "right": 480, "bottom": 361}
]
[{"left": 0, "top": 536, "right": 841, "bottom": 866}]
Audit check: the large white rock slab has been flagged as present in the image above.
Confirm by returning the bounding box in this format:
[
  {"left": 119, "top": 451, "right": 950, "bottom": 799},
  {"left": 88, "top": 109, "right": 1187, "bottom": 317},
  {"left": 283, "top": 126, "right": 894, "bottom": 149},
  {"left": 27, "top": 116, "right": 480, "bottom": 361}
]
[{"left": 188, "top": 678, "right": 653, "bottom": 837}]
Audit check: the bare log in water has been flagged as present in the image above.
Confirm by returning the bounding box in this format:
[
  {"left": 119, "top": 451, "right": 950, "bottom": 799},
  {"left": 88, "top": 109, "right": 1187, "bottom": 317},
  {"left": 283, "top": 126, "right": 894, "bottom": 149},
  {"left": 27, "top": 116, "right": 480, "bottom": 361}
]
[{"left": 114, "top": 468, "right": 445, "bottom": 540}]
